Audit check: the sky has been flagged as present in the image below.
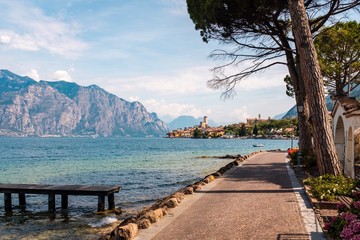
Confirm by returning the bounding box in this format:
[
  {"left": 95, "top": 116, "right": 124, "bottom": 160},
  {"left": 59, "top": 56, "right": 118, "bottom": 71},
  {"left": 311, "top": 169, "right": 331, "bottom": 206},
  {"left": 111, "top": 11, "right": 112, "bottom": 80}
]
[{"left": 0, "top": 0, "right": 299, "bottom": 125}]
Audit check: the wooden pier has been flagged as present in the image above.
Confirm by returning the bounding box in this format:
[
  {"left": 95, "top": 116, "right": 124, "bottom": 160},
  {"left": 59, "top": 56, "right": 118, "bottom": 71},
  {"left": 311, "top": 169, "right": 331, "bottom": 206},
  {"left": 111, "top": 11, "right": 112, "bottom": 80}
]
[{"left": 0, "top": 184, "right": 121, "bottom": 213}]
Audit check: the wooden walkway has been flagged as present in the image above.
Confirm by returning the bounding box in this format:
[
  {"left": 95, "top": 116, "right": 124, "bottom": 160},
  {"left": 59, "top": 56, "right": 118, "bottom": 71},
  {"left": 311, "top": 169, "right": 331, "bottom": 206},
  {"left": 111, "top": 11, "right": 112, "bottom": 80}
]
[{"left": 0, "top": 184, "right": 121, "bottom": 213}]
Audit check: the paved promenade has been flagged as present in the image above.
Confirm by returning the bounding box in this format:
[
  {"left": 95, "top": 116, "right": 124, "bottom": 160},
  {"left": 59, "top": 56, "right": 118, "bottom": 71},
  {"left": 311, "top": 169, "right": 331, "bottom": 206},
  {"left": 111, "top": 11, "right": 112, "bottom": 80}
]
[{"left": 135, "top": 152, "right": 325, "bottom": 240}]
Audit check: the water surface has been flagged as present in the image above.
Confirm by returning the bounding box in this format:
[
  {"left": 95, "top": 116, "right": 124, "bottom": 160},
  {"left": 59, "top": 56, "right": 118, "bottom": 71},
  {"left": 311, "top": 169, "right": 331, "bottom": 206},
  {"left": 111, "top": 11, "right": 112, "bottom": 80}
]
[{"left": 0, "top": 137, "right": 295, "bottom": 239}]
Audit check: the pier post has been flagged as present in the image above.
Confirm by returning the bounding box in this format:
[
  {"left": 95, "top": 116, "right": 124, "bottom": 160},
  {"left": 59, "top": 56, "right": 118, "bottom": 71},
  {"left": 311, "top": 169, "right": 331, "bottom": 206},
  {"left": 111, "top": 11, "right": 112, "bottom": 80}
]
[
  {"left": 108, "top": 193, "right": 115, "bottom": 210},
  {"left": 19, "top": 193, "right": 26, "bottom": 210},
  {"left": 61, "top": 194, "right": 68, "bottom": 210},
  {"left": 98, "top": 195, "right": 105, "bottom": 212},
  {"left": 48, "top": 194, "right": 56, "bottom": 212},
  {"left": 19, "top": 193, "right": 26, "bottom": 206},
  {"left": 4, "top": 193, "right": 12, "bottom": 213}
]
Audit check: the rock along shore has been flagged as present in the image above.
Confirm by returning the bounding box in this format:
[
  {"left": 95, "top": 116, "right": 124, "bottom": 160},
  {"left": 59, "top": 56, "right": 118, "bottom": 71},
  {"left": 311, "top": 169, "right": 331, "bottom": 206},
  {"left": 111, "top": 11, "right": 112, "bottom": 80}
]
[{"left": 99, "top": 150, "right": 267, "bottom": 240}]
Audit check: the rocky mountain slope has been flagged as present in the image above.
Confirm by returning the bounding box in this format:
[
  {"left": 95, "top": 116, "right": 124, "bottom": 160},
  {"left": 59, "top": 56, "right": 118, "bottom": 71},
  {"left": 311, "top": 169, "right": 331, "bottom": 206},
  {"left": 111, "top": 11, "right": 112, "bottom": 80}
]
[{"left": 0, "top": 70, "right": 168, "bottom": 137}]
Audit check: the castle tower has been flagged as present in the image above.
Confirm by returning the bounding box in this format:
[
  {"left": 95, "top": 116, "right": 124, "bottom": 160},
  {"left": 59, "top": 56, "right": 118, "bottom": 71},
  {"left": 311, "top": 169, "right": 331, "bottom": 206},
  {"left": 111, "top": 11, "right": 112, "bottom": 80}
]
[{"left": 204, "top": 116, "right": 208, "bottom": 126}]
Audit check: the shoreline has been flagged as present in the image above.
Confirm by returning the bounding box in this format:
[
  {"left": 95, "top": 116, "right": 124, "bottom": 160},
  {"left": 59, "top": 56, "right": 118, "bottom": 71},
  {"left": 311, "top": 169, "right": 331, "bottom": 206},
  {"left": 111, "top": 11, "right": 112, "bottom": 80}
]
[
  {"left": 100, "top": 150, "right": 269, "bottom": 240},
  {"left": 0, "top": 139, "right": 293, "bottom": 239}
]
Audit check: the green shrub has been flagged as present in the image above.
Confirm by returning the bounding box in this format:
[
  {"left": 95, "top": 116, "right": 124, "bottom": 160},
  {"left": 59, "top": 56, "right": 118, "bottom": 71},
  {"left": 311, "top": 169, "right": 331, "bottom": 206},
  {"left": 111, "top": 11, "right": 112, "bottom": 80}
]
[
  {"left": 301, "top": 152, "right": 317, "bottom": 167},
  {"left": 303, "top": 174, "right": 357, "bottom": 201}
]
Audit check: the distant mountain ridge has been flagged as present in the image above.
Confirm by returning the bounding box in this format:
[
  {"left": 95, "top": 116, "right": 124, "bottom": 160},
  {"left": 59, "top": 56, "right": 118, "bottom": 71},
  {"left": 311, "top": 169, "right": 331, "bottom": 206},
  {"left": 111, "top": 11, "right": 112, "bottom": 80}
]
[
  {"left": 273, "top": 112, "right": 287, "bottom": 119},
  {"left": 0, "top": 69, "right": 168, "bottom": 137},
  {"left": 167, "top": 115, "right": 218, "bottom": 130}
]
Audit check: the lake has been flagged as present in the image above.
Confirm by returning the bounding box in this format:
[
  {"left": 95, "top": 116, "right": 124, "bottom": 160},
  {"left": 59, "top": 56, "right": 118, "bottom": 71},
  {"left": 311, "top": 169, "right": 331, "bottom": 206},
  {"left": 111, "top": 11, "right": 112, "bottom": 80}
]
[{"left": 0, "top": 137, "right": 295, "bottom": 239}]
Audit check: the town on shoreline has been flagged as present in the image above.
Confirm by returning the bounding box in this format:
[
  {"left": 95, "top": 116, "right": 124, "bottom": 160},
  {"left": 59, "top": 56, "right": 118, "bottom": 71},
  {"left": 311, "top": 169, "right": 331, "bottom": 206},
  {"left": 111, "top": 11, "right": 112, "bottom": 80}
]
[{"left": 166, "top": 116, "right": 298, "bottom": 140}]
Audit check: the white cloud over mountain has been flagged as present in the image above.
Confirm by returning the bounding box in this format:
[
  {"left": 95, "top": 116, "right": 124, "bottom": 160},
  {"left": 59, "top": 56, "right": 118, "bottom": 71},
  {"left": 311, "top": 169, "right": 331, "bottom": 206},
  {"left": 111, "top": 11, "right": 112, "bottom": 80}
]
[
  {"left": 144, "top": 98, "right": 204, "bottom": 119},
  {"left": 26, "top": 69, "right": 40, "bottom": 81},
  {"left": 53, "top": 70, "right": 72, "bottom": 82}
]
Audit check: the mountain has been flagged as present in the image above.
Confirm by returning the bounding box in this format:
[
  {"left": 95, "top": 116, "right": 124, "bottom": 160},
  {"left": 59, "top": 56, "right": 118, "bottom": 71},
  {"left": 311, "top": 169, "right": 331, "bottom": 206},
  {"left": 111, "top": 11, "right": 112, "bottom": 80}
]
[
  {"left": 0, "top": 69, "right": 168, "bottom": 137},
  {"left": 282, "top": 86, "right": 360, "bottom": 119},
  {"left": 273, "top": 112, "right": 287, "bottom": 119},
  {"left": 282, "top": 105, "right": 297, "bottom": 119},
  {"left": 167, "top": 115, "right": 218, "bottom": 130}
]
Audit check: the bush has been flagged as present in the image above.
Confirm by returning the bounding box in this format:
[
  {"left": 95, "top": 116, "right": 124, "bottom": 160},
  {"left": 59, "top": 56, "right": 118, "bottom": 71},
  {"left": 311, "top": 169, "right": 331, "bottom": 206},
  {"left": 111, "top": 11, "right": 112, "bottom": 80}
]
[
  {"left": 301, "top": 152, "right": 317, "bottom": 167},
  {"left": 287, "top": 148, "right": 299, "bottom": 164},
  {"left": 325, "top": 194, "right": 360, "bottom": 240},
  {"left": 303, "top": 174, "right": 357, "bottom": 201}
]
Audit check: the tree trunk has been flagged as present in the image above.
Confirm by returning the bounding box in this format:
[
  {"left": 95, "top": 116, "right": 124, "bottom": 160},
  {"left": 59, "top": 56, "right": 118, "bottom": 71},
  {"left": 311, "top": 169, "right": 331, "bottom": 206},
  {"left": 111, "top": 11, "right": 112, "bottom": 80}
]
[
  {"left": 294, "top": 76, "right": 313, "bottom": 155},
  {"left": 294, "top": 56, "right": 313, "bottom": 156},
  {"left": 280, "top": 35, "right": 313, "bottom": 155},
  {"left": 287, "top": 0, "right": 341, "bottom": 175}
]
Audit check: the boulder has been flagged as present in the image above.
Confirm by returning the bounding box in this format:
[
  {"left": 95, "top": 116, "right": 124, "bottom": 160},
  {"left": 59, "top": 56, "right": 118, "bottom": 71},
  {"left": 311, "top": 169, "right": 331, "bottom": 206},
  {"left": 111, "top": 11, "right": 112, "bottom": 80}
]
[
  {"left": 183, "top": 186, "right": 194, "bottom": 195},
  {"left": 204, "top": 175, "right": 215, "bottom": 183},
  {"left": 163, "top": 198, "right": 179, "bottom": 208},
  {"left": 192, "top": 184, "right": 202, "bottom": 191},
  {"left": 113, "top": 223, "right": 138, "bottom": 240},
  {"left": 143, "top": 208, "right": 165, "bottom": 223},
  {"left": 171, "top": 192, "right": 185, "bottom": 203},
  {"left": 213, "top": 172, "right": 222, "bottom": 178},
  {"left": 225, "top": 162, "right": 235, "bottom": 169},
  {"left": 113, "top": 208, "right": 122, "bottom": 215},
  {"left": 137, "top": 218, "right": 152, "bottom": 229}
]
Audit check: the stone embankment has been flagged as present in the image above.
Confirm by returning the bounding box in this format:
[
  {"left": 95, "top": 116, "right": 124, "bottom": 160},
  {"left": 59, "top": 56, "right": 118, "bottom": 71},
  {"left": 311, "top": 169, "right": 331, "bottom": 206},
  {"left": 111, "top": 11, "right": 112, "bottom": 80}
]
[{"left": 99, "top": 151, "right": 265, "bottom": 240}]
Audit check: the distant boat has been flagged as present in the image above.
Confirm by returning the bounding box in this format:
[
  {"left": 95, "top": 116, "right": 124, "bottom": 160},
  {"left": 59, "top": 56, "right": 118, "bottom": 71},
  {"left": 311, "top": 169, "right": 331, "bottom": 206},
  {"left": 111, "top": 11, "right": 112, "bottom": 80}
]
[{"left": 253, "top": 144, "right": 264, "bottom": 147}]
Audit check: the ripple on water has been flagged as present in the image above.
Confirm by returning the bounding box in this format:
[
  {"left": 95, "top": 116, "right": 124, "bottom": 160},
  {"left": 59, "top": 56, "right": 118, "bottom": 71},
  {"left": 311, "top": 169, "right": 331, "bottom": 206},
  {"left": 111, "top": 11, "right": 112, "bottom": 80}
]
[{"left": 0, "top": 137, "right": 295, "bottom": 239}]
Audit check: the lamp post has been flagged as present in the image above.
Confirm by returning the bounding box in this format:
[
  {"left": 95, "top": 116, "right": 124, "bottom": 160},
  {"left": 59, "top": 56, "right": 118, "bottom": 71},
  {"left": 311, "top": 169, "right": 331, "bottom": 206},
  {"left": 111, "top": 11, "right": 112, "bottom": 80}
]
[
  {"left": 296, "top": 104, "right": 304, "bottom": 166},
  {"left": 297, "top": 104, "right": 304, "bottom": 114}
]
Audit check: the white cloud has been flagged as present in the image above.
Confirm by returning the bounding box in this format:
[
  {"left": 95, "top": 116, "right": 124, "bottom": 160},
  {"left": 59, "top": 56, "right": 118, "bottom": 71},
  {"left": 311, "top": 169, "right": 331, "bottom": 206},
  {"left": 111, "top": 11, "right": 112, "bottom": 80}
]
[
  {"left": 0, "top": 33, "right": 11, "bottom": 44},
  {"left": 26, "top": 69, "right": 40, "bottom": 81},
  {"left": 215, "top": 59, "right": 288, "bottom": 91},
  {"left": 102, "top": 66, "right": 214, "bottom": 97},
  {"left": 53, "top": 70, "right": 72, "bottom": 81},
  {"left": 0, "top": 30, "right": 38, "bottom": 51},
  {"left": 129, "top": 96, "right": 140, "bottom": 102},
  {"left": 228, "top": 107, "right": 250, "bottom": 123},
  {"left": 103, "top": 61, "right": 287, "bottom": 98},
  {"left": 0, "top": 2, "right": 88, "bottom": 57},
  {"left": 102, "top": 62, "right": 287, "bottom": 101},
  {"left": 143, "top": 98, "right": 204, "bottom": 119}
]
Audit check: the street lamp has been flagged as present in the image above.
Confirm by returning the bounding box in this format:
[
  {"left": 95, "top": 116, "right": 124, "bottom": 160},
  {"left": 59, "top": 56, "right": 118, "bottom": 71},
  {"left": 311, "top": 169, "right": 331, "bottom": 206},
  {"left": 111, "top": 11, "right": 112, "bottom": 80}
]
[
  {"left": 296, "top": 104, "right": 303, "bottom": 166},
  {"left": 297, "top": 104, "right": 304, "bottom": 113}
]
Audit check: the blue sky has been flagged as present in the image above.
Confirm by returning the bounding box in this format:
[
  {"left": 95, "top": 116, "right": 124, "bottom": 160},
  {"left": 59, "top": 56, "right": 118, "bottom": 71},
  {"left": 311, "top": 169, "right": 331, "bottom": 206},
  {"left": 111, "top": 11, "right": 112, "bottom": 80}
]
[{"left": 0, "top": 0, "right": 298, "bottom": 124}]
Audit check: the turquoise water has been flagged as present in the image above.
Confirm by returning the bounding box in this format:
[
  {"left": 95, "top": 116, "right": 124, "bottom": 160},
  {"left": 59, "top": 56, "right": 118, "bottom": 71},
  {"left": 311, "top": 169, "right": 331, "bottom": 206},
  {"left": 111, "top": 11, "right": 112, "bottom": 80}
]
[{"left": 0, "top": 137, "right": 295, "bottom": 239}]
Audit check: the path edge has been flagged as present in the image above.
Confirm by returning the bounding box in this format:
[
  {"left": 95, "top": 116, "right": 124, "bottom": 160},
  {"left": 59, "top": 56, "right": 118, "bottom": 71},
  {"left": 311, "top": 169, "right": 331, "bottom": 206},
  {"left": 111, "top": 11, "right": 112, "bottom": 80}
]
[{"left": 286, "top": 159, "right": 326, "bottom": 240}]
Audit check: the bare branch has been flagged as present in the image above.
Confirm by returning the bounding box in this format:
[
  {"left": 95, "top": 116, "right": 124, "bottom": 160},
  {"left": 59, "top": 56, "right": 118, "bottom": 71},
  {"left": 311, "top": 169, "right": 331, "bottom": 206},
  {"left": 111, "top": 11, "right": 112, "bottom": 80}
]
[{"left": 208, "top": 61, "right": 287, "bottom": 99}]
